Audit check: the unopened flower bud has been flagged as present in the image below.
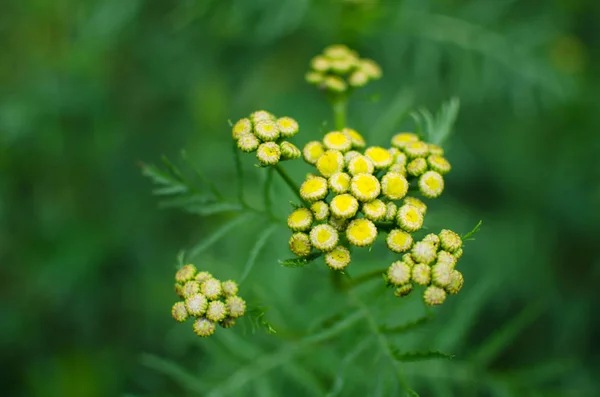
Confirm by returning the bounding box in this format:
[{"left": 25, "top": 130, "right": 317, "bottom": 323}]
[
  {"left": 407, "top": 158, "right": 428, "bottom": 177},
  {"left": 277, "top": 117, "right": 299, "bottom": 138},
  {"left": 256, "top": 142, "right": 281, "bottom": 166},
  {"left": 412, "top": 264, "right": 431, "bottom": 286},
  {"left": 439, "top": 229, "right": 462, "bottom": 253},
  {"left": 323, "top": 131, "right": 353, "bottom": 152},
  {"left": 394, "top": 283, "right": 414, "bottom": 297},
  {"left": 287, "top": 207, "right": 313, "bottom": 232},
  {"left": 397, "top": 204, "right": 424, "bottom": 232},
  {"left": 386, "top": 229, "right": 413, "bottom": 253},
  {"left": 206, "top": 301, "right": 228, "bottom": 323},
  {"left": 172, "top": 302, "right": 188, "bottom": 322},
  {"left": 201, "top": 278, "right": 222, "bottom": 300},
  {"left": 362, "top": 199, "right": 386, "bottom": 221},
  {"left": 193, "top": 318, "right": 216, "bottom": 337},
  {"left": 427, "top": 155, "right": 451, "bottom": 175},
  {"left": 186, "top": 293, "right": 208, "bottom": 316},
  {"left": 445, "top": 270, "right": 464, "bottom": 294},
  {"left": 175, "top": 264, "right": 197, "bottom": 283},
  {"left": 237, "top": 133, "right": 260, "bottom": 152},
  {"left": 226, "top": 296, "right": 246, "bottom": 318},
  {"left": 310, "top": 224, "right": 339, "bottom": 252},
  {"left": 387, "top": 261, "right": 412, "bottom": 286},
  {"left": 365, "top": 146, "right": 393, "bottom": 169},
  {"left": 221, "top": 280, "right": 239, "bottom": 297},
  {"left": 289, "top": 232, "right": 312, "bottom": 257},
  {"left": 232, "top": 118, "right": 252, "bottom": 140},
  {"left": 280, "top": 141, "right": 301, "bottom": 160},
  {"left": 423, "top": 285, "right": 446, "bottom": 306},
  {"left": 311, "top": 201, "right": 329, "bottom": 221},
  {"left": 325, "top": 246, "right": 351, "bottom": 270},
  {"left": 419, "top": 171, "right": 444, "bottom": 198},
  {"left": 412, "top": 241, "right": 437, "bottom": 265},
  {"left": 303, "top": 141, "right": 325, "bottom": 165}
]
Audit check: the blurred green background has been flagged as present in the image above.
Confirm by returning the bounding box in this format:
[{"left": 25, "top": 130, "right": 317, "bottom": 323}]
[{"left": 2, "top": 0, "right": 600, "bottom": 396}]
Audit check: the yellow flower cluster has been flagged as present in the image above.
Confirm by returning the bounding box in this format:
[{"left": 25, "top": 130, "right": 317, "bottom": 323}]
[
  {"left": 172, "top": 264, "right": 246, "bottom": 337},
  {"left": 385, "top": 229, "right": 465, "bottom": 306},
  {"left": 305, "top": 45, "right": 382, "bottom": 93},
  {"left": 232, "top": 110, "right": 301, "bottom": 166}
]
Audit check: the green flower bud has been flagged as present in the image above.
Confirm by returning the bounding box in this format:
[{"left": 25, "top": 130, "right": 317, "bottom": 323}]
[
  {"left": 419, "top": 171, "right": 444, "bottom": 198},
  {"left": 404, "top": 141, "right": 429, "bottom": 158},
  {"left": 412, "top": 264, "right": 431, "bottom": 286},
  {"left": 181, "top": 280, "right": 201, "bottom": 299},
  {"left": 384, "top": 202, "right": 397, "bottom": 222},
  {"left": 289, "top": 232, "right": 312, "bottom": 257},
  {"left": 453, "top": 248, "right": 463, "bottom": 259},
  {"left": 232, "top": 118, "right": 252, "bottom": 140},
  {"left": 394, "top": 283, "right": 414, "bottom": 297},
  {"left": 172, "top": 302, "right": 188, "bottom": 322},
  {"left": 431, "top": 263, "right": 453, "bottom": 288},
  {"left": 324, "top": 44, "right": 352, "bottom": 59},
  {"left": 325, "top": 246, "right": 351, "bottom": 270},
  {"left": 311, "top": 55, "right": 330, "bottom": 72},
  {"left": 280, "top": 141, "right": 301, "bottom": 160},
  {"left": 237, "top": 133, "right": 260, "bottom": 153},
  {"left": 391, "top": 133, "right": 419, "bottom": 149},
  {"left": 445, "top": 270, "right": 464, "bottom": 294},
  {"left": 343, "top": 128, "right": 366, "bottom": 149},
  {"left": 439, "top": 229, "right": 462, "bottom": 253},
  {"left": 387, "top": 261, "right": 412, "bottom": 286},
  {"left": 331, "top": 58, "right": 354, "bottom": 74},
  {"left": 349, "top": 70, "right": 369, "bottom": 87},
  {"left": 287, "top": 207, "right": 313, "bottom": 232},
  {"left": 423, "top": 285, "right": 447, "bottom": 306},
  {"left": 250, "top": 110, "right": 275, "bottom": 124},
  {"left": 427, "top": 143, "right": 444, "bottom": 156},
  {"left": 386, "top": 229, "right": 413, "bottom": 253},
  {"left": 328, "top": 216, "right": 348, "bottom": 232},
  {"left": 220, "top": 317, "right": 236, "bottom": 329},
  {"left": 427, "top": 155, "right": 451, "bottom": 175},
  {"left": 185, "top": 293, "right": 208, "bottom": 316},
  {"left": 324, "top": 76, "right": 347, "bottom": 93},
  {"left": 407, "top": 158, "right": 428, "bottom": 177},
  {"left": 193, "top": 318, "right": 216, "bottom": 337},
  {"left": 306, "top": 71, "right": 324, "bottom": 84},
  {"left": 359, "top": 59, "right": 382, "bottom": 79},
  {"left": 175, "top": 264, "right": 197, "bottom": 283},
  {"left": 221, "top": 280, "right": 239, "bottom": 297},
  {"left": 402, "top": 253, "right": 416, "bottom": 267},
  {"left": 310, "top": 201, "right": 329, "bottom": 221},
  {"left": 388, "top": 163, "right": 406, "bottom": 176},
  {"left": 195, "top": 271, "right": 213, "bottom": 284},
  {"left": 226, "top": 296, "right": 246, "bottom": 318},
  {"left": 310, "top": 224, "right": 339, "bottom": 252},
  {"left": 346, "top": 218, "right": 378, "bottom": 247},
  {"left": 201, "top": 278, "right": 222, "bottom": 300},
  {"left": 412, "top": 241, "right": 437, "bottom": 265},
  {"left": 423, "top": 233, "right": 440, "bottom": 249},
  {"left": 206, "top": 300, "right": 228, "bottom": 323},
  {"left": 403, "top": 197, "right": 427, "bottom": 214},
  {"left": 436, "top": 251, "right": 457, "bottom": 268}
]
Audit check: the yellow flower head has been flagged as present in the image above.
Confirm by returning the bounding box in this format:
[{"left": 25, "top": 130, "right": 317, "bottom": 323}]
[
  {"left": 394, "top": 283, "right": 414, "bottom": 297},
  {"left": 350, "top": 173, "right": 381, "bottom": 202},
  {"left": 412, "top": 264, "right": 431, "bottom": 286},
  {"left": 256, "top": 142, "right": 281, "bottom": 166},
  {"left": 347, "top": 155, "right": 374, "bottom": 176},
  {"left": 232, "top": 118, "right": 252, "bottom": 140},
  {"left": 391, "top": 133, "right": 418, "bottom": 149},
  {"left": 344, "top": 150, "right": 361, "bottom": 164},
  {"left": 324, "top": 76, "right": 347, "bottom": 93},
  {"left": 403, "top": 196, "right": 427, "bottom": 214},
  {"left": 446, "top": 270, "right": 464, "bottom": 295},
  {"left": 349, "top": 70, "right": 369, "bottom": 87},
  {"left": 193, "top": 318, "right": 216, "bottom": 337},
  {"left": 412, "top": 241, "right": 437, "bottom": 265},
  {"left": 316, "top": 150, "right": 344, "bottom": 177},
  {"left": 436, "top": 250, "right": 457, "bottom": 268},
  {"left": 343, "top": 128, "right": 366, "bottom": 149},
  {"left": 329, "top": 172, "right": 351, "bottom": 194},
  {"left": 362, "top": 199, "right": 387, "bottom": 221},
  {"left": 311, "top": 55, "right": 330, "bottom": 72},
  {"left": 432, "top": 263, "right": 453, "bottom": 288},
  {"left": 254, "top": 120, "right": 280, "bottom": 142},
  {"left": 323, "top": 131, "right": 352, "bottom": 152},
  {"left": 385, "top": 202, "right": 398, "bottom": 222},
  {"left": 300, "top": 176, "right": 328, "bottom": 202},
  {"left": 359, "top": 59, "right": 382, "bottom": 79},
  {"left": 424, "top": 285, "right": 447, "bottom": 306},
  {"left": 303, "top": 141, "right": 325, "bottom": 165},
  {"left": 427, "top": 155, "right": 451, "bottom": 175},
  {"left": 185, "top": 293, "right": 208, "bottom": 316},
  {"left": 329, "top": 216, "right": 348, "bottom": 232},
  {"left": 250, "top": 110, "right": 275, "bottom": 124},
  {"left": 324, "top": 44, "right": 352, "bottom": 59},
  {"left": 206, "top": 301, "right": 228, "bottom": 323},
  {"left": 289, "top": 232, "right": 312, "bottom": 257},
  {"left": 330, "top": 193, "right": 359, "bottom": 219},
  {"left": 386, "top": 229, "right": 413, "bottom": 253},
  {"left": 310, "top": 201, "right": 329, "bottom": 221},
  {"left": 346, "top": 218, "right": 378, "bottom": 247},
  {"left": 439, "top": 229, "right": 462, "bottom": 253},
  {"left": 277, "top": 117, "right": 299, "bottom": 138},
  {"left": 381, "top": 172, "right": 409, "bottom": 200},
  {"left": 195, "top": 271, "right": 213, "bottom": 284},
  {"left": 305, "top": 71, "right": 324, "bottom": 85},
  {"left": 419, "top": 171, "right": 444, "bottom": 198},
  {"left": 175, "top": 264, "right": 197, "bottom": 283},
  {"left": 280, "top": 141, "right": 301, "bottom": 160},
  {"left": 397, "top": 204, "right": 424, "bottom": 232},
  {"left": 325, "top": 246, "right": 351, "bottom": 270},
  {"left": 331, "top": 58, "right": 355, "bottom": 74},
  {"left": 423, "top": 233, "right": 440, "bottom": 249},
  {"left": 310, "top": 224, "right": 339, "bottom": 252},
  {"left": 221, "top": 280, "right": 239, "bottom": 297},
  {"left": 365, "top": 146, "right": 393, "bottom": 169},
  {"left": 407, "top": 158, "right": 428, "bottom": 177},
  {"left": 428, "top": 143, "right": 444, "bottom": 156},
  {"left": 404, "top": 141, "right": 429, "bottom": 158},
  {"left": 172, "top": 302, "right": 188, "bottom": 322},
  {"left": 201, "top": 278, "right": 222, "bottom": 300},
  {"left": 387, "top": 261, "right": 412, "bottom": 286},
  {"left": 237, "top": 133, "right": 260, "bottom": 153},
  {"left": 226, "top": 296, "right": 246, "bottom": 318},
  {"left": 181, "top": 280, "right": 201, "bottom": 299},
  {"left": 287, "top": 207, "right": 313, "bottom": 232}
]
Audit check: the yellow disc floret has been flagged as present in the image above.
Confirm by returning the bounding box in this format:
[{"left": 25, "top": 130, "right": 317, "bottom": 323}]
[
  {"left": 323, "top": 131, "right": 352, "bottom": 152},
  {"left": 254, "top": 120, "right": 280, "bottom": 141},
  {"left": 362, "top": 199, "right": 386, "bottom": 221},
  {"left": 256, "top": 142, "right": 281, "bottom": 166},
  {"left": 302, "top": 141, "right": 325, "bottom": 165},
  {"left": 310, "top": 224, "right": 339, "bottom": 252},
  {"left": 232, "top": 118, "right": 252, "bottom": 140},
  {"left": 300, "top": 176, "right": 328, "bottom": 202},
  {"left": 316, "top": 150, "right": 344, "bottom": 178},
  {"left": 325, "top": 246, "right": 351, "bottom": 270},
  {"left": 419, "top": 171, "right": 444, "bottom": 198},
  {"left": 330, "top": 194, "right": 359, "bottom": 219},
  {"left": 391, "top": 133, "right": 418, "bottom": 149},
  {"left": 386, "top": 229, "right": 413, "bottom": 253},
  {"left": 365, "top": 146, "right": 393, "bottom": 169},
  {"left": 193, "top": 318, "right": 216, "bottom": 337},
  {"left": 397, "top": 204, "right": 424, "bottom": 232},
  {"left": 381, "top": 172, "right": 409, "bottom": 200},
  {"left": 287, "top": 207, "right": 313, "bottom": 231},
  {"left": 343, "top": 128, "right": 366, "bottom": 149},
  {"left": 277, "top": 117, "right": 299, "bottom": 138},
  {"left": 404, "top": 141, "right": 429, "bottom": 158},
  {"left": 289, "top": 232, "right": 312, "bottom": 257},
  {"left": 237, "top": 133, "right": 260, "bottom": 153},
  {"left": 427, "top": 155, "right": 451, "bottom": 175},
  {"left": 347, "top": 155, "right": 375, "bottom": 176},
  {"left": 310, "top": 201, "right": 329, "bottom": 221},
  {"left": 350, "top": 174, "right": 381, "bottom": 202},
  {"left": 407, "top": 158, "right": 428, "bottom": 177},
  {"left": 329, "top": 172, "right": 351, "bottom": 194},
  {"left": 403, "top": 197, "right": 427, "bottom": 214},
  {"left": 346, "top": 218, "right": 378, "bottom": 247},
  {"left": 439, "top": 229, "right": 462, "bottom": 253}
]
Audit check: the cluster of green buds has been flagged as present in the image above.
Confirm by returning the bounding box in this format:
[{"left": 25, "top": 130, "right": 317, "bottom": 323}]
[
  {"left": 172, "top": 264, "right": 246, "bottom": 337},
  {"left": 232, "top": 110, "right": 301, "bottom": 166},
  {"left": 385, "top": 229, "right": 464, "bottom": 306},
  {"left": 305, "top": 44, "right": 382, "bottom": 93}
]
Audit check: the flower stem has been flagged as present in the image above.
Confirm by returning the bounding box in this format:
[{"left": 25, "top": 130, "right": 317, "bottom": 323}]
[
  {"left": 332, "top": 97, "right": 348, "bottom": 130},
  {"left": 274, "top": 163, "right": 306, "bottom": 205},
  {"left": 342, "top": 267, "right": 387, "bottom": 290}
]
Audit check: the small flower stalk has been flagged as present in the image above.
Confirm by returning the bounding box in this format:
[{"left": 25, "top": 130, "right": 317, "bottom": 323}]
[{"left": 172, "top": 264, "right": 246, "bottom": 337}]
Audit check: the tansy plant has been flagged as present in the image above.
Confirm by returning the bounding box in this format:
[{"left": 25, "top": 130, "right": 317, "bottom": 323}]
[{"left": 142, "top": 44, "right": 481, "bottom": 394}]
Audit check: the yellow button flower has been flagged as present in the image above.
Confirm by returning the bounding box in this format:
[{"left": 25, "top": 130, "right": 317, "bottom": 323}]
[
  {"left": 427, "top": 155, "right": 451, "bottom": 175},
  {"left": 350, "top": 174, "right": 380, "bottom": 202},
  {"left": 193, "top": 318, "right": 216, "bottom": 337},
  {"left": 280, "top": 141, "right": 301, "bottom": 160},
  {"left": 423, "top": 285, "right": 447, "bottom": 306},
  {"left": 362, "top": 199, "right": 386, "bottom": 221},
  {"left": 250, "top": 110, "right": 275, "bottom": 124},
  {"left": 391, "top": 132, "right": 418, "bottom": 149},
  {"left": 412, "top": 264, "right": 431, "bottom": 286},
  {"left": 387, "top": 261, "right": 412, "bottom": 286},
  {"left": 289, "top": 232, "right": 312, "bottom": 257},
  {"left": 185, "top": 293, "right": 208, "bottom": 316},
  {"left": 323, "top": 131, "right": 352, "bottom": 152},
  {"left": 232, "top": 118, "right": 251, "bottom": 140},
  {"left": 347, "top": 155, "right": 374, "bottom": 176},
  {"left": 396, "top": 204, "right": 424, "bottom": 232},
  {"left": 381, "top": 172, "right": 408, "bottom": 200},
  {"left": 172, "top": 302, "right": 188, "bottom": 322},
  {"left": 300, "top": 176, "right": 328, "bottom": 202},
  {"left": 439, "top": 229, "right": 462, "bottom": 253},
  {"left": 329, "top": 172, "right": 351, "bottom": 194},
  {"left": 407, "top": 158, "right": 428, "bottom": 177},
  {"left": 316, "top": 150, "right": 344, "bottom": 177},
  {"left": 310, "top": 201, "right": 329, "bottom": 221},
  {"left": 385, "top": 202, "right": 397, "bottom": 222},
  {"left": 403, "top": 197, "right": 427, "bottom": 214},
  {"left": 302, "top": 141, "right": 325, "bottom": 165},
  {"left": 237, "top": 133, "right": 260, "bottom": 153},
  {"left": 365, "top": 146, "right": 393, "bottom": 169},
  {"left": 254, "top": 120, "right": 280, "bottom": 142},
  {"left": 226, "top": 296, "right": 247, "bottom": 318},
  {"left": 256, "top": 142, "right": 281, "bottom": 166},
  {"left": 310, "top": 224, "right": 339, "bottom": 252},
  {"left": 311, "top": 55, "right": 330, "bottom": 72},
  {"left": 405, "top": 141, "right": 429, "bottom": 158},
  {"left": 419, "top": 171, "right": 444, "bottom": 198},
  {"left": 325, "top": 246, "right": 351, "bottom": 270},
  {"left": 175, "top": 264, "right": 197, "bottom": 283},
  {"left": 277, "top": 117, "right": 299, "bottom": 138},
  {"left": 330, "top": 194, "right": 359, "bottom": 219},
  {"left": 386, "top": 229, "right": 413, "bottom": 253},
  {"left": 412, "top": 241, "right": 437, "bottom": 264},
  {"left": 206, "top": 301, "right": 228, "bottom": 323},
  {"left": 432, "top": 263, "right": 453, "bottom": 288},
  {"left": 287, "top": 208, "right": 313, "bottom": 232},
  {"left": 201, "top": 278, "right": 222, "bottom": 300},
  {"left": 343, "top": 128, "right": 366, "bottom": 149},
  {"left": 346, "top": 218, "right": 378, "bottom": 247}
]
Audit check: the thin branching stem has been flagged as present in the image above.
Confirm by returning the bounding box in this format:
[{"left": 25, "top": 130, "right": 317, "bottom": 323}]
[
  {"left": 342, "top": 267, "right": 387, "bottom": 290},
  {"left": 273, "top": 163, "right": 306, "bottom": 205},
  {"left": 332, "top": 97, "right": 347, "bottom": 130}
]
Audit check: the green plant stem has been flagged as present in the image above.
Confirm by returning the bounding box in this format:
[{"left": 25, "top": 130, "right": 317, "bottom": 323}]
[
  {"left": 342, "top": 267, "right": 387, "bottom": 290},
  {"left": 274, "top": 163, "right": 305, "bottom": 205},
  {"left": 332, "top": 97, "right": 348, "bottom": 130}
]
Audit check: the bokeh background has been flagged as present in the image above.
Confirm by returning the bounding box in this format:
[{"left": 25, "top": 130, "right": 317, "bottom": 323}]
[{"left": 2, "top": 0, "right": 600, "bottom": 396}]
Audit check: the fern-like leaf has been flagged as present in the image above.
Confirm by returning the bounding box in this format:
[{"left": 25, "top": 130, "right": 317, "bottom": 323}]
[
  {"left": 279, "top": 252, "right": 321, "bottom": 268},
  {"left": 391, "top": 349, "right": 454, "bottom": 362},
  {"left": 462, "top": 220, "right": 483, "bottom": 242}
]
